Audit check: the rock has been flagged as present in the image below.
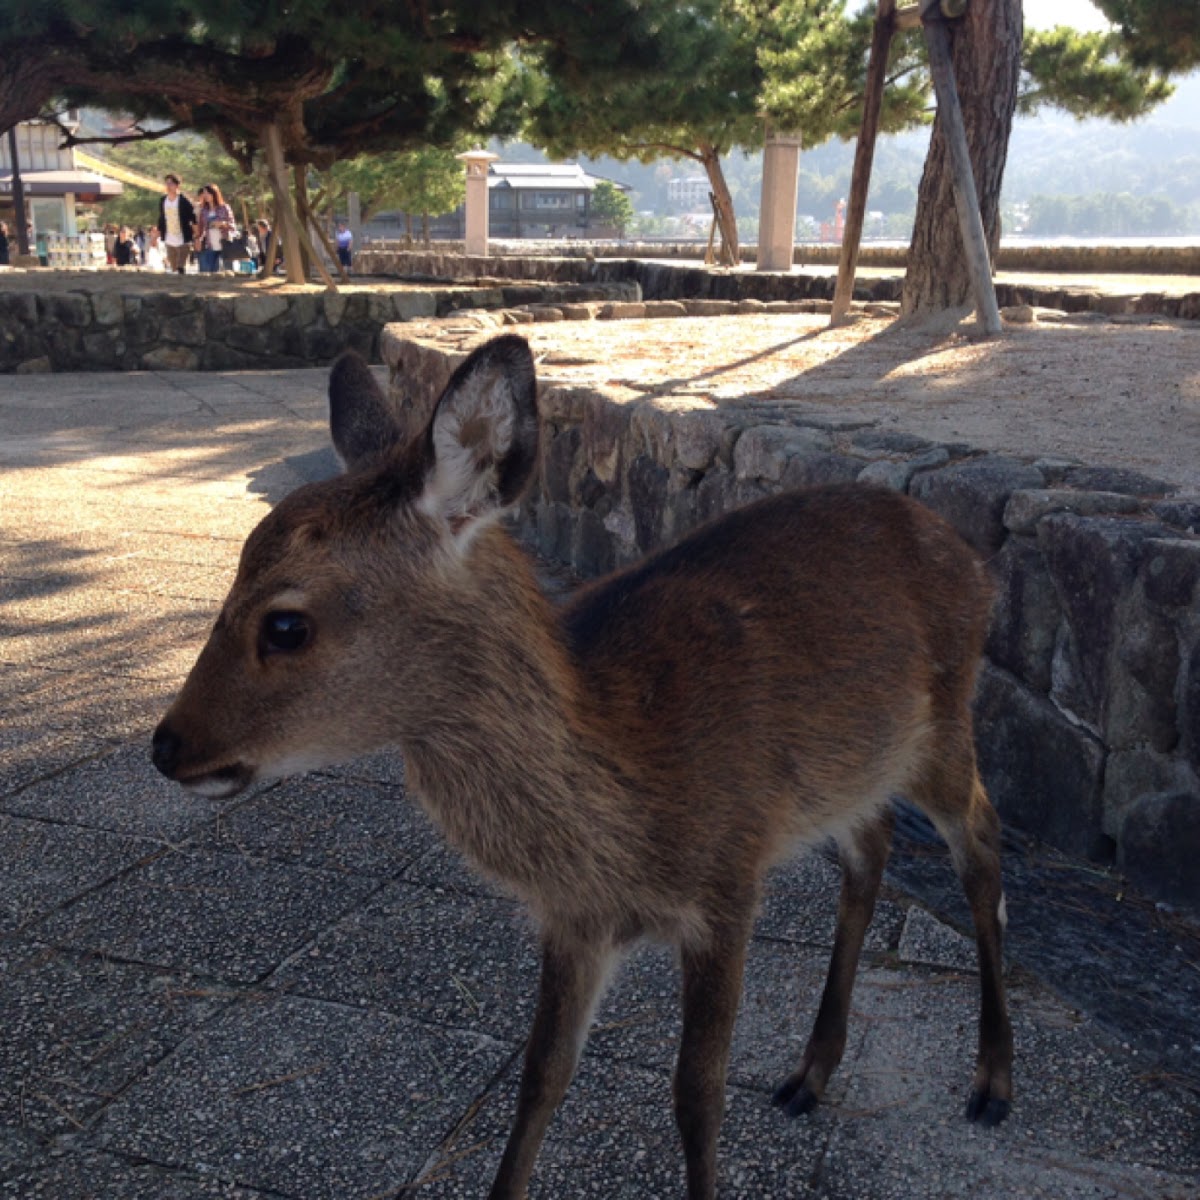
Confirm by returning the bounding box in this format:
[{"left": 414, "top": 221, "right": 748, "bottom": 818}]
[
  {"left": 233, "top": 294, "right": 289, "bottom": 327},
  {"left": 502, "top": 309, "right": 535, "bottom": 324},
  {"left": 985, "top": 536, "right": 1061, "bottom": 694},
  {"left": 597, "top": 302, "right": 645, "bottom": 320},
  {"left": 1003, "top": 489, "right": 1144, "bottom": 535},
  {"left": 15, "top": 356, "right": 52, "bottom": 374},
  {"left": 1001, "top": 303, "right": 1035, "bottom": 324},
  {"left": 140, "top": 345, "right": 199, "bottom": 371},
  {"left": 1120, "top": 792, "right": 1200, "bottom": 914},
  {"left": 733, "top": 424, "right": 832, "bottom": 483},
  {"left": 974, "top": 664, "right": 1106, "bottom": 860},
  {"left": 911, "top": 456, "right": 1045, "bottom": 556},
  {"left": 1061, "top": 465, "right": 1175, "bottom": 497},
  {"left": 324, "top": 293, "right": 348, "bottom": 327},
  {"left": 392, "top": 292, "right": 438, "bottom": 321},
  {"left": 643, "top": 300, "right": 689, "bottom": 318},
  {"left": 90, "top": 292, "right": 124, "bottom": 326}
]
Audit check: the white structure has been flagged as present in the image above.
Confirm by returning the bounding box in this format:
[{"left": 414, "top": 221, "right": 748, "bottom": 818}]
[
  {"left": 0, "top": 120, "right": 123, "bottom": 236},
  {"left": 757, "top": 129, "right": 803, "bottom": 272},
  {"left": 667, "top": 175, "right": 710, "bottom": 211},
  {"left": 458, "top": 147, "right": 499, "bottom": 256}
]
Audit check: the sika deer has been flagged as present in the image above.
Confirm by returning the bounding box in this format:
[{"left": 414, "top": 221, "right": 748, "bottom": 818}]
[{"left": 152, "top": 334, "right": 1012, "bottom": 1199}]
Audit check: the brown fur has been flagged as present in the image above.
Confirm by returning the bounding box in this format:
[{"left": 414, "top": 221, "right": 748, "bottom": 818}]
[{"left": 153, "top": 336, "right": 1013, "bottom": 1199}]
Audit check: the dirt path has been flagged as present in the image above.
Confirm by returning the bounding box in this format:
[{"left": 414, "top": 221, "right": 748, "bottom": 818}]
[{"left": 514, "top": 311, "right": 1200, "bottom": 493}]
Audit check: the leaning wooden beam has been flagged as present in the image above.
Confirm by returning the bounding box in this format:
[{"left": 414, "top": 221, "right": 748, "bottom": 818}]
[
  {"left": 308, "top": 213, "right": 349, "bottom": 284},
  {"left": 921, "top": 0, "right": 1002, "bottom": 334},
  {"left": 831, "top": 0, "right": 899, "bottom": 326}
]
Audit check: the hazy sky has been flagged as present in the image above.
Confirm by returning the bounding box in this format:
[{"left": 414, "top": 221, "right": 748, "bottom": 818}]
[{"left": 1022, "top": 0, "right": 1109, "bottom": 32}]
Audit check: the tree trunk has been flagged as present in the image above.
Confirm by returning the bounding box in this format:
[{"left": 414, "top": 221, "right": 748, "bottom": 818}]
[
  {"left": 422, "top": 213, "right": 431, "bottom": 246},
  {"left": 901, "top": 0, "right": 1022, "bottom": 317},
  {"left": 699, "top": 143, "right": 739, "bottom": 266},
  {"left": 293, "top": 165, "right": 314, "bottom": 278},
  {"left": 262, "top": 122, "right": 307, "bottom": 285}
]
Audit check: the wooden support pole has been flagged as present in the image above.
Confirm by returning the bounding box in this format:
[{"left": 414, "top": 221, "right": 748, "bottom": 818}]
[
  {"left": 308, "top": 213, "right": 348, "bottom": 284},
  {"left": 921, "top": 2, "right": 1002, "bottom": 334},
  {"left": 831, "top": 0, "right": 898, "bottom": 326}
]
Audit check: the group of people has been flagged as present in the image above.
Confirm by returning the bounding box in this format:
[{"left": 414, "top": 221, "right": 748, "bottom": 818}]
[
  {"left": 155, "top": 175, "right": 277, "bottom": 274},
  {"left": 2, "top": 171, "right": 354, "bottom": 277}
]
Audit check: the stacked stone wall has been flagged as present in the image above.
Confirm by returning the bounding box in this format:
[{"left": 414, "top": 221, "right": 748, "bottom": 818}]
[{"left": 0, "top": 280, "right": 640, "bottom": 373}]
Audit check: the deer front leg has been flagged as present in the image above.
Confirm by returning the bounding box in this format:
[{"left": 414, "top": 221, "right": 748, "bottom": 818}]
[
  {"left": 675, "top": 922, "right": 752, "bottom": 1200},
  {"left": 773, "top": 810, "right": 892, "bottom": 1116},
  {"left": 489, "top": 935, "right": 616, "bottom": 1200}
]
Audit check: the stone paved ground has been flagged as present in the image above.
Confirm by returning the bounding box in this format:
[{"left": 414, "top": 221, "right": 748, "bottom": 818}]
[{"left": 2, "top": 358, "right": 1198, "bottom": 1199}]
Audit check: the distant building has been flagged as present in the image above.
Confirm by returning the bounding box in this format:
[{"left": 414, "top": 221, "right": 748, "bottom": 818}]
[
  {"left": 487, "top": 163, "right": 629, "bottom": 237},
  {"left": 0, "top": 118, "right": 124, "bottom": 236},
  {"left": 667, "top": 175, "right": 710, "bottom": 211},
  {"left": 367, "top": 160, "right": 631, "bottom": 241}
]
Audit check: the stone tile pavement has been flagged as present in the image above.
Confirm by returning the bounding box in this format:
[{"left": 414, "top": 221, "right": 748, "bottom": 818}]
[{"left": 1, "top": 368, "right": 1197, "bottom": 1198}]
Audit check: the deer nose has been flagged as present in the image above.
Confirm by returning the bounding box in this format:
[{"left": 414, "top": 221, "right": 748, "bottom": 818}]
[{"left": 151, "top": 722, "right": 182, "bottom": 778}]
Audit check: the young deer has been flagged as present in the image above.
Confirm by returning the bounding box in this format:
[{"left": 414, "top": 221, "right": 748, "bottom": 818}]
[{"left": 152, "top": 335, "right": 1012, "bottom": 1198}]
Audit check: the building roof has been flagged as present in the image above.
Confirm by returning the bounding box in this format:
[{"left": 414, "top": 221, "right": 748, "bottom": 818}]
[
  {"left": 0, "top": 169, "right": 123, "bottom": 198},
  {"left": 488, "top": 163, "right": 628, "bottom": 192}
]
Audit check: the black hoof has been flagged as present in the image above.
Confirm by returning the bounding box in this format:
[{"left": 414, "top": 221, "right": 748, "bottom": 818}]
[
  {"left": 966, "top": 1090, "right": 1011, "bottom": 1127},
  {"left": 772, "top": 1078, "right": 820, "bottom": 1118}
]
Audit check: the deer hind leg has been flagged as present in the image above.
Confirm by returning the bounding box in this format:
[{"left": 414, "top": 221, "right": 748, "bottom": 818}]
[
  {"left": 489, "top": 935, "right": 617, "bottom": 1200},
  {"left": 675, "top": 915, "right": 754, "bottom": 1200},
  {"left": 909, "top": 731, "right": 1013, "bottom": 1126},
  {"left": 773, "top": 808, "right": 894, "bottom": 1118}
]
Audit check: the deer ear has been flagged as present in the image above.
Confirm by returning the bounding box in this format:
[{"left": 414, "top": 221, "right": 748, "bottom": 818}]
[
  {"left": 418, "top": 335, "right": 539, "bottom": 536},
  {"left": 328, "top": 351, "right": 404, "bottom": 471}
]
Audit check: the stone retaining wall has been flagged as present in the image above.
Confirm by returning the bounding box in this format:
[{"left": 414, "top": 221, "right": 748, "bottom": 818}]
[
  {"left": 359, "top": 251, "right": 1200, "bottom": 321},
  {"left": 382, "top": 320, "right": 1200, "bottom": 915},
  {"left": 0, "top": 279, "right": 640, "bottom": 373},
  {"left": 362, "top": 240, "right": 1200, "bottom": 275}
]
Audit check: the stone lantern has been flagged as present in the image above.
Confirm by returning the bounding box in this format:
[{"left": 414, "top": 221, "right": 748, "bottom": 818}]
[
  {"left": 457, "top": 147, "right": 499, "bottom": 257},
  {"left": 757, "top": 126, "right": 803, "bottom": 272}
]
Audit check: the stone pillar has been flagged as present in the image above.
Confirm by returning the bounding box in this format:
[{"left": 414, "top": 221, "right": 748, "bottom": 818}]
[
  {"left": 757, "top": 129, "right": 803, "bottom": 272},
  {"left": 457, "top": 148, "right": 498, "bottom": 257}
]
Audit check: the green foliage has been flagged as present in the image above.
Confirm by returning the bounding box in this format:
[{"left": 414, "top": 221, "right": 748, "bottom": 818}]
[
  {"left": 323, "top": 147, "right": 464, "bottom": 219},
  {"left": 589, "top": 180, "right": 633, "bottom": 234},
  {"left": 87, "top": 131, "right": 262, "bottom": 229},
  {"left": 1092, "top": 0, "right": 1200, "bottom": 73},
  {"left": 1020, "top": 27, "right": 1173, "bottom": 121},
  {"left": 1025, "top": 190, "right": 1194, "bottom": 237}
]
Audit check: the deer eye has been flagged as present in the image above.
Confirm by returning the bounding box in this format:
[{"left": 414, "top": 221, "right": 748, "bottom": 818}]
[{"left": 261, "top": 612, "right": 311, "bottom": 655}]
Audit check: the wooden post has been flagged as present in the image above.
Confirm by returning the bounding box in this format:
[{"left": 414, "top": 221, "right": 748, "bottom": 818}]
[
  {"left": 308, "top": 213, "right": 348, "bottom": 283},
  {"left": 921, "top": 1, "right": 1002, "bottom": 334},
  {"left": 831, "top": 0, "right": 898, "bottom": 325}
]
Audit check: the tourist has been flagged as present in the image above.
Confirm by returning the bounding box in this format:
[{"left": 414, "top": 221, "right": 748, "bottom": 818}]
[
  {"left": 113, "top": 225, "right": 138, "bottom": 267},
  {"left": 194, "top": 183, "right": 235, "bottom": 273},
  {"left": 0, "top": 221, "right": 9, "bottom": 265},
  {"left": 144, "top": 226, "right": 167, "bottom": 272},
  {"left": 255, "top": 218, "right": 278, "bottom": 274},
  {"left": 158, "top": 174, "right": 197, "bottom": 274},
  {"left": 335, "top": 221, "right": 352, "bottom": 271}
]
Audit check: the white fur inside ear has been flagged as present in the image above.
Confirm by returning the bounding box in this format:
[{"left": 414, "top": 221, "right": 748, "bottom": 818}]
[{"left": 417, "top": 367, "right": 517, "bottom": 542}]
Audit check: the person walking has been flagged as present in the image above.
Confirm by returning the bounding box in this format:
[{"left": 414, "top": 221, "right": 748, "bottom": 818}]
[
  {"left": 194, "top": 183, "right": 235, "bottom": 273},
  {"left": 0, "top": 221, "right": 9, "bottom": 266},
  {"left": 144, "top": 226, "right": 167, "bottom": 271},
  {"left": 113, "top": 225, "right": 138, "bottom": 267},
  {"left": 335, "top": 221, "right": 353, "bottom": 272},
  {"left": 158, "top": 174, "right": 197, "bottom": 274}
]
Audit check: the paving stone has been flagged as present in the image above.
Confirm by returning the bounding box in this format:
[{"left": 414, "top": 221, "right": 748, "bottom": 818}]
[
  {"left": 0, "top": 815, "right": 153, "bottom": 933},
  {"left": 0, "top": 1146, "right": 272, "bottom": 1199},
  {"left": 0, "top": 726, "right": 111, "bottom": 799},
  {"left": 5, "top": 744, "right": 233, "bottom": 839},
  {"left": 896, "top": 905, "right": 979, "bottom": 972},
  {"left": 37, "top": 848, "right": 380, "bottom": 983},
  {"left": 95, "top": 994, "right": 513, "bottom": 1200},
  {"left": 272, "top": 881, "right": 540, "bottom": 1043},
  {"left": 411, "top": 1054, "right": 830, "bottom": 1198},
  {"left": 0, "top": 943, "right": 231, "bottom": 1137},
  {"left": 189, "top": 775, "right": 432, "bottom": 878},
  {"left": 756, "top": 850, "right": 906, "bottom": 954}
]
